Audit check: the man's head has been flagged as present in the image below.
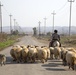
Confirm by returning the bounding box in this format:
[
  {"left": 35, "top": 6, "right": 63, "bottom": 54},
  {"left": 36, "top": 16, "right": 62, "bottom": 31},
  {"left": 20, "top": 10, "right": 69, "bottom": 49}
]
[{"left": 54, "top": 30, "right": 58, "bottom": 33}]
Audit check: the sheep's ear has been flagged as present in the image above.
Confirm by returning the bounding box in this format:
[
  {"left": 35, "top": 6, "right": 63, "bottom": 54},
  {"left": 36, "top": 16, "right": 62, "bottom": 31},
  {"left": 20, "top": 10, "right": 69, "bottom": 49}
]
[
  {"left": 34, "top": 45, "right": 38, "bottom": 48},
  {"left": 41, "top": 46, "right": 43, "bottom": 48},
  {"left": 27, "top": 45, "right": 30, "bottom": 48}
]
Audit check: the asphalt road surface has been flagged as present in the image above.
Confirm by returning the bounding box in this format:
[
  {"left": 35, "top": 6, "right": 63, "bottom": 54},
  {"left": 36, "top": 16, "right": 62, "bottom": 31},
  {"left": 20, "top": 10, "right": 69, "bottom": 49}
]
[{"left": 0, "top": 36, "right": 76, "bottom": 75}]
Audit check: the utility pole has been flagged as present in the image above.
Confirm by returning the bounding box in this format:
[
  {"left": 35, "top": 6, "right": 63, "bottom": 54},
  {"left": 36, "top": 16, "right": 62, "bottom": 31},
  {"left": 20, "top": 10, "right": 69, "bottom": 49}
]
[
  {"left": 14, "top": 19, "right": 16, "bottom": 31},
  {"left": 0, "top": 2, "right": 3, "bottom": 33},
  {"left": 51, "top": 11, "right": 56, "bottom": 33},
  {"left": 68, "top": 0, "right": 75, "bottom": 36},
  {"left": 9, "top": 14, "right": 12, "bottom": 34},
  {"left": 44, "top": 17, "right": 47, "bottom": 35},
  {"left": 38, "top": 21, "right": 41, "bottom": 36}
]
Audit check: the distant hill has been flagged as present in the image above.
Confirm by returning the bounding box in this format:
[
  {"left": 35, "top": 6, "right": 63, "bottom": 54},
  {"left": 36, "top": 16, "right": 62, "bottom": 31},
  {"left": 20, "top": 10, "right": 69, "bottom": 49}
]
[{"left": 2, "top": 26, "right": 76, "bottom": 35}]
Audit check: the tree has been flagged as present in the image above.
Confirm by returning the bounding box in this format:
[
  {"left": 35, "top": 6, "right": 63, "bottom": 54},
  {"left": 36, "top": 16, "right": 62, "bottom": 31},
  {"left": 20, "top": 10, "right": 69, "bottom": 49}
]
[
  {"left": 12, "top": 30, "right": 19, "bottom": 35},
  {"left": 47, "top": 32, "right": 51, "bottom": 36},
  {"left": 33, "top": 27, "right": 37, "bottom": 36}
]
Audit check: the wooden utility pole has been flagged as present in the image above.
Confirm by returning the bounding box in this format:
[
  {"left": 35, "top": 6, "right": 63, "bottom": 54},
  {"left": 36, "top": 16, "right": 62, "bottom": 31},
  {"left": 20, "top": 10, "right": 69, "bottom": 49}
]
[
  {"left": 68, "top": 0, "right": 75, "bottom": 36},
  {"left": 51, "top": 11, "right": 56, "bottom": 33},
  {"left": 0, "top": 2, "right": 3, "bottom": 33},
  {"left": 44, "top": 17, "right": 47, "bottom": 35},
  {"left": 38, "top": 21, "right": 41, "bottom": 36},
  {"left": 9, "top": 14, "right": 12, "bottom": 34},
  {"left": 14, "top": 19, "right": 16, "bottom": 31}
]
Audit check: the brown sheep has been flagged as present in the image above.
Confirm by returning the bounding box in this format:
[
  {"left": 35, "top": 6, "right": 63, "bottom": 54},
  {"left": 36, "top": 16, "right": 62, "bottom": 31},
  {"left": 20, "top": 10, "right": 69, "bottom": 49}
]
[{"left": 0, "top": 54, "right": 6, "bottom": 66}]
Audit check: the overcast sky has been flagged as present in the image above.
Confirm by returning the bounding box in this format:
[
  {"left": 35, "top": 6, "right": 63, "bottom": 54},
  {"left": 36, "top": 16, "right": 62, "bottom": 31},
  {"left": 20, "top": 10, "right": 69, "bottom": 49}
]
[{"left": 0, "top": 0, "right": 76, "bottom": 27}]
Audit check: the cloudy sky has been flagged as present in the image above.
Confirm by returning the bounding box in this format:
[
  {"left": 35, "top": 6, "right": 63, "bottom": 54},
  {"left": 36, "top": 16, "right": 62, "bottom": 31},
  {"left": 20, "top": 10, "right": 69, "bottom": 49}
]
[{"left": 0, "top": 0, "right": 76, "bottom": 27}]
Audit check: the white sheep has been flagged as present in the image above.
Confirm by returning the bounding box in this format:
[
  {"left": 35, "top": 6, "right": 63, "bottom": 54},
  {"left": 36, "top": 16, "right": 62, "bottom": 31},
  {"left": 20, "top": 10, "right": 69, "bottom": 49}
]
[
  {"left": 49, "top": 47, "right": 54, "bottom": 59},
  {"left": 53, "top": 47, "right": 61, "bottom": 59},
  {"left": 10, "top": 45, "right": 18, "bottom": 61},
  {"left": 60, "top": 48, "right": 68, "bottom": 66},
  {"left": 14, "top": 45, "right": 22, "bottom": 63},
  {"left": 21, "top": 46, "right": 29, "bottom": 62},
  {"left": 37, "top": 47, "right": 48, "bottom": 63},
  {"left": 66, "top": 51, "right": 76, "bottom": 70},
  {"left": 41, "top": 46, "right": 50, "bottom": 59},
  {"left": 28, "top": 47, "right": 38, "bottom": 63}
]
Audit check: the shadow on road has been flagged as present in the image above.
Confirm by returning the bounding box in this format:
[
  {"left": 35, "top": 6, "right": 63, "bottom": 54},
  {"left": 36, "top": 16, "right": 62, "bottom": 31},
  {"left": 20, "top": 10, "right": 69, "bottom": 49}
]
[
  {"left": 42, "top": 62, "right": 62, "bottom": 67},
  {"left": 6, "top": 56, "right": 39, "bottom": 65},
  {"left": 42, "top": 60, "right": 66, "bottom": 71},
  {"left": 45, "top": 68, "right": 66, "bottom": 71}
]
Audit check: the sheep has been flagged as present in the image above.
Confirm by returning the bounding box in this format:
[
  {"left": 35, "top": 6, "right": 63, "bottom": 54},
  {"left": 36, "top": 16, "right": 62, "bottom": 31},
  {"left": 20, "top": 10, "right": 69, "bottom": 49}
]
[
  {"left": 13, "top": 45, "right": 23, "bottom": 63},
  {"left": 21, "top": 46, "right": 29, "bottom": 62},
  {"left": 28, "top": 47, "right": 38, "bottom": 63},
  {"left": 41, "top": 46, "right": 50, "bottom": 59},
  {"left": 60, "top": 48, "right": 68, "bottom": 66},
  {"left": 66, "top": 51, "right": 76, "bottom": 70},
  {"left": 0, "top": 54, "right": 6, "bottom": 66},
  {"left": 53, "top": 47, "right": 61, "bottom": 59},
  {"left": 27, "top": 45, "right": 35, "bottom": 48},
  {"left": 49, "top": 47, "right": 54, "bottom": 59},
  {"left": 36, "top": 47, "right": 48, "bottom": 63},
  {"left": 65, "top": 47, "right": 76, "bottom": 52},
  {"left": 60, "top": 47, "right": 76, "bottom": 66},
  {"left": 10, "top": 45, "right": 18, "bottom": 61}
]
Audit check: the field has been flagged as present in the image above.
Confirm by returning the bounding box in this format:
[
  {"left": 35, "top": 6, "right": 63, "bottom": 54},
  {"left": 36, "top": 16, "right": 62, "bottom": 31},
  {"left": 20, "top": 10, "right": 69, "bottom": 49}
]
[
  {"left": 35, "top": 35, "right": 76, "bottom": 48},
  {"left": 0, "top": 33, "right": 23, "bottom": 51}
]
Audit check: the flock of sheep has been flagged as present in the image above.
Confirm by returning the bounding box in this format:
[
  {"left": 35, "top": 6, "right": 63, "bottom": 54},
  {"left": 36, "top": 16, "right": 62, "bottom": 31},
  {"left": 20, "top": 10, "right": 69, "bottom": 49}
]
[
  {"left": 10, "top": 45, "right": 76, "bottom": 70},
  {"left": 0, "top": 44, "right": 76, "bottom": 71},
  {"left": 10, "top": 45, "right": 50, "bottom": 63}
]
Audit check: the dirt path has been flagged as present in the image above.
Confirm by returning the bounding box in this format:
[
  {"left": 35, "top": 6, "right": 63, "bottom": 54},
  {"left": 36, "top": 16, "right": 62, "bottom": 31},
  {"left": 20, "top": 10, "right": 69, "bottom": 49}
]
[{"left": 0, "top": 36, "right": 76, "bottom": 75}]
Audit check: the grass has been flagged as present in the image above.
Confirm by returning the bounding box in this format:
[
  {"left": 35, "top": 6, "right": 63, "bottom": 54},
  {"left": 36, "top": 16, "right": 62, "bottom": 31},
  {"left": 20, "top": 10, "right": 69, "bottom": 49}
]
[
  {"left": 0, "top": 40, "right": 15, "bottom": 51},
  {"left": 35, "top": 35, "right": 76, "bottom": 47},
  {"left": 0, "top": 34, "right": 24, "bottom": 51}
]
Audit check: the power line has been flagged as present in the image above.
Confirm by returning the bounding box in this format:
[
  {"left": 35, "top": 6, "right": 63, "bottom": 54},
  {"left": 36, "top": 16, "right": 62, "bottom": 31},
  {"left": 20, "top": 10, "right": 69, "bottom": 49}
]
[
  {"left": 46, "top": 2, "right": 68, "bottom": 20},
  {"left": 3, "top": 6, "right": 9, "bottom": 15},
  {"left": 56, "top": 2, "right": 68, "bottom": 14}
]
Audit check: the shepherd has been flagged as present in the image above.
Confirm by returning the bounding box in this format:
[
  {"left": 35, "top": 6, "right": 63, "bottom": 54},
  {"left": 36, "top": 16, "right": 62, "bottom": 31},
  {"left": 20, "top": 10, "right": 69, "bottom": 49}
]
[{"left": 49, "top": 30, "right": 61, "bottom": 47}]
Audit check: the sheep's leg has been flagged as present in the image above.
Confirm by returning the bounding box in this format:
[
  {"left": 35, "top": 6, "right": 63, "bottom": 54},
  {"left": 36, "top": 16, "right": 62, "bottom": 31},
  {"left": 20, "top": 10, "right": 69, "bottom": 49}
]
[
  {"left": 3, "top": 62, "right": 6, "bottom": 65},
  {"left": 72, "top": 66, "right": 74, "bottom": 70},
  {"left": 41, "top": 59, "right": 45, "bottom": 63},
  {"left": 1, "top": 62, "right": 3, "bottom": 66},
  {"left": 71, "top": 63, "right": 74, "bottom": 70},
  {"left": 68, "top": 63, "right": 71, "bottom": 69}
]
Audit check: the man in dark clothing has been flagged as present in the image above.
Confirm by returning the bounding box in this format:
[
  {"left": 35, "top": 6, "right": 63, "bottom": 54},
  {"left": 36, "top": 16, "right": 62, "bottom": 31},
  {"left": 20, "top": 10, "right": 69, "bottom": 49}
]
[{"left": 49, "top": 30, "right": 61, "bottom": 47}]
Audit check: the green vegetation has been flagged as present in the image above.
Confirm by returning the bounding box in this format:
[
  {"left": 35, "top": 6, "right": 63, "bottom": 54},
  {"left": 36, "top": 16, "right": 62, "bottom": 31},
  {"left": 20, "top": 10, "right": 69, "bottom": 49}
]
[
  {"left": 0, "top": 32, "right": 25, "bottom": 51},
  {"left": 35, "top": 34, "right": 76, "bottom": 47},
  {"left": 0, "top": 40, "right": 15, "bottom": 50},
  {"left": 60, "top": 35, "right": 76, "bottom": 47}
]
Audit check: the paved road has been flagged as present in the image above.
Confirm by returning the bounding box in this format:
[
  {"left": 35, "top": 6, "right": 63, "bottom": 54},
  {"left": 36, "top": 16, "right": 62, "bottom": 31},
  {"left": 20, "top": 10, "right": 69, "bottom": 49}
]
[{"left": 0, "top": 36, "right": 76, "bottom": 75}]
